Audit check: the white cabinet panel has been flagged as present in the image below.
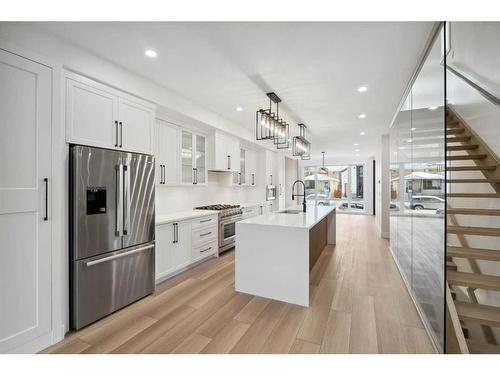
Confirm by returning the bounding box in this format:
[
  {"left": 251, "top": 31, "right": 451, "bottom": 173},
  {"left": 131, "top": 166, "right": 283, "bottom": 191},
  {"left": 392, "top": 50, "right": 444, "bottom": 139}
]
[
  {"left": 155, "top": 223, "right": 176, "bottom": 279},
  {"left": 246, "top": 149, "right": 257, "bottom": 186},
  {"left": 173, "top": 221, "right": 192, "bottom": 270},
  {"left": 0, "top": 50, "right": 51, "bottom": 353},
  {"left": 156, "top": 120, "right": 179, "bottom": 186},
  {"left": 208, "top": 132, "right": 240, "bottom": 172},
  {"left": 195, "top": 134, "right": 207, "bottom": 185},
  {"left": 119, "top": 98, "right": 154, "bottom": 154},
  {"left": 66, "top": 79, "right": 118, "bottom": 149}
]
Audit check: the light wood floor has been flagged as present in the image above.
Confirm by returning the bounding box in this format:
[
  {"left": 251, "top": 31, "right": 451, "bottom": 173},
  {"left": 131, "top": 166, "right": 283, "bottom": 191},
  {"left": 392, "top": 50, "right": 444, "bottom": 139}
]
[{"left": 42, "top": 214, "right": 435, "bottom": 354}]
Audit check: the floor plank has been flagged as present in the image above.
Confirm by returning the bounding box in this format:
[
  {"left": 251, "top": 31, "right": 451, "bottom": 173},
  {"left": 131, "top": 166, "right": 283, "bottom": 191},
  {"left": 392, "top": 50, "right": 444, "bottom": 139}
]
[
  {"left": 349, "top": 295, "right": 379, "bottom": 353},
  {"left": 201, "top": 320, "right": 250, "bottom": 354},
  {"left": 289, "top": 339, "right": 320, "bottom": 354},
  {"left": 320, "top": 310, "right": 351, "bottom": 353},
  {"left": 171, "top": 333, "right": 212, "bottom": 354}
]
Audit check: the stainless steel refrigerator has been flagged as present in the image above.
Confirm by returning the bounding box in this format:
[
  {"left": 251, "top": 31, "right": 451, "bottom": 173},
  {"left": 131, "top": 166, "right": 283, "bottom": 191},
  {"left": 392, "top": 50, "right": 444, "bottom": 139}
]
[{"left": 70, "top": 145, "right": 155, "bottom": 330}]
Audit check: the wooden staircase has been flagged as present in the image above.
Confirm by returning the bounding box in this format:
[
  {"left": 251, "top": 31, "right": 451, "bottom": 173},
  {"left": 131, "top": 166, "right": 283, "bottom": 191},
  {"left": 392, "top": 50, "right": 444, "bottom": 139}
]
[{"left": 446, "top": 107, "right": 500, "bottom": 354}]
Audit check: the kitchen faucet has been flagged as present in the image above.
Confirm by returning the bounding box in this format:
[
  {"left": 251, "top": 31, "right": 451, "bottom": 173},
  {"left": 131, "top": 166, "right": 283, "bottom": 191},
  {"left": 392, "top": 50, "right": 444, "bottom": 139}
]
[{"left": 291, "top": 180, "right": 307, "bottom": 213}]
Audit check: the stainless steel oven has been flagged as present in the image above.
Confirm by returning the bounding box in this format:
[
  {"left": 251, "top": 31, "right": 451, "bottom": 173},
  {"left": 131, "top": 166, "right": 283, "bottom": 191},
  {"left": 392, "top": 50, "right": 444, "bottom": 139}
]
[{"left": 219, "top": 214, "right": 242, "bottom": 252}]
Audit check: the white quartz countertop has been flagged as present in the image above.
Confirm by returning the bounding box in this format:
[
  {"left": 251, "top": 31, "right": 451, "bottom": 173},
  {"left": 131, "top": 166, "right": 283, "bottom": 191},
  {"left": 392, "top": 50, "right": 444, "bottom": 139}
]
[
  {"left": 237, "top": 205, "right": 335, "bottom": 230},
  {"left": 156, "top": 209, "right": 218, "bottom": 225}
]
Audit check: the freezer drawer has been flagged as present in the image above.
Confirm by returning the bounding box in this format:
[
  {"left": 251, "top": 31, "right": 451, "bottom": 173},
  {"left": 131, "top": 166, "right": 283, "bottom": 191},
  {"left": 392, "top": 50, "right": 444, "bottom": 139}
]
[{"left": 71, "top": 243, "right": 155, "bottom": 330}]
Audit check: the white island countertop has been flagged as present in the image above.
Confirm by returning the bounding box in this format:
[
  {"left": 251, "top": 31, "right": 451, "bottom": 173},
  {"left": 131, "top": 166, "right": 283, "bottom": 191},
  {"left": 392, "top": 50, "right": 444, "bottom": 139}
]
[
  {"left": 238, "top": 205, "right": 335, "bottom": 229},
  {"left": 235, "top": 205, "right": 336, "bottom": 306}
]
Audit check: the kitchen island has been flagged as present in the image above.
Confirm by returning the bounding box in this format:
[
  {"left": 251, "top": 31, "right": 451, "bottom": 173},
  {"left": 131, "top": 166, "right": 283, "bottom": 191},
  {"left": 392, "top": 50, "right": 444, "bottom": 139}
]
[{"left": 235, "top": 205, "right": 336, "bottom": 306}]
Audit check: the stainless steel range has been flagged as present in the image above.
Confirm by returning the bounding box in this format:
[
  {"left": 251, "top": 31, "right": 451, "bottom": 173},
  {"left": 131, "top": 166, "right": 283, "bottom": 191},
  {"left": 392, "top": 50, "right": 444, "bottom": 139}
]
[{"left": 195, "top": 204, "right": 242, "bottom": 253}]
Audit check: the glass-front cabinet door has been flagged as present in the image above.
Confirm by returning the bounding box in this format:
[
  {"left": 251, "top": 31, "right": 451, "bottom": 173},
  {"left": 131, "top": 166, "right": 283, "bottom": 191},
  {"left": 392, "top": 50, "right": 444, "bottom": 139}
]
[
  {"left": 181, "top": 130, "right": 193, "bottom": 184},
  {"left": 195, "top": 134, "right": 206, "bottom": 185}
]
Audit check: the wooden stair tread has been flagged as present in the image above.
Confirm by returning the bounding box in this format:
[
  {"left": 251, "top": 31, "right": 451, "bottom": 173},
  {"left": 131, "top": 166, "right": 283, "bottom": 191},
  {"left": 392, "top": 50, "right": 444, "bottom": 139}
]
[
  {"left": 447, "top": 208, "right": 500, "bottom": 216},
  {"left": 448, "top": 165, "right": 497, "bottom": 171},
  {"left": 446, "top": 128, "right": 465, "bottom": 134},
  {"left": 448, "top": 271, "right": 500, "bottom": 291},
  {"left": 448, "top": 178, "right": 500, "bottom": 183},
  {"left": 447, "top": 193, "right": 500, "bottom": 198},
  {"left": 448, "top": 225, "right": 500, "bottom": 236},
  {"left": 447, "top": 145, "right": 479, "bottom": 151},
  {"left": 446, "top": 136, "right": 472, "bottom": 142},
  {"left": 447, "top": 154, "right": 488, "bottom": 160},
  {"left": 466, "top": 339, "right": 500, "bottom": 354},
  {"left": 455, "top": 301, "right": 500, "bottom": 328},
  {"left": 448, "top": 246, "right": 500, "bottom": 261}
]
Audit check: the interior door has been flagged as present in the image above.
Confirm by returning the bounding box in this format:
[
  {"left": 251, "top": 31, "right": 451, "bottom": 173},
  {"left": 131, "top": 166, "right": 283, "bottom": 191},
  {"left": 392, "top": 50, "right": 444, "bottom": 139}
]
[
  {"left": 71, "top": 146, "right": 123, "bottom": 260},
  {"left": 121, "top": 152, "right": 155, "bottom": 249},
  {"left": 0, "top": 50, "right": 52, "bottom": 352},
  {"left": 119, "top": 98, "right": 154, "bottom": 154}
]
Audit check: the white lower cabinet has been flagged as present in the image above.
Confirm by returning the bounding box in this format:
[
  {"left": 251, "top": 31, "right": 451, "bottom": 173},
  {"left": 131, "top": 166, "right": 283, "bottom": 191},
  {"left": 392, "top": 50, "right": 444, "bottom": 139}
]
[{"left": 155, "top": 214, "right": 218, "bottom": 282}]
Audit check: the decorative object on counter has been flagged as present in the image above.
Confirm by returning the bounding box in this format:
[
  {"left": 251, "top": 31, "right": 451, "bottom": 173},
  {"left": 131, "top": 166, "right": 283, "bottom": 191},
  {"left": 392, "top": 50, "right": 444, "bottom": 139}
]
[
  {"left": 293, "top": 123, "right": 311, "bottom": 159},
  {"left": 256, "top": 92, "right": 289, "bottom": 149},
  {"left": 319, "top": 151, "right": 328, "bottom": 174}
]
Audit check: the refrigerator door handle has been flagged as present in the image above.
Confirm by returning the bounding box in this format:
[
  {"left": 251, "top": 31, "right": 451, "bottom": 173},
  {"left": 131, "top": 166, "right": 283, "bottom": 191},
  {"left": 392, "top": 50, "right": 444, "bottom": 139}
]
[
  {"left": 116, "top": 164, "right": 123, "bottom": 237},
  {"left": 83, "top": 244, "right": 155, "bottom": 267},
  {"left": 123, "top": 164, "right": 131, "bottom": 235}
]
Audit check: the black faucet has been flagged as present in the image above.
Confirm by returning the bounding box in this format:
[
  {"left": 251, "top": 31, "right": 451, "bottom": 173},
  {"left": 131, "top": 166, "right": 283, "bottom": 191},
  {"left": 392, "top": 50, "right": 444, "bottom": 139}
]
[{"left": 291, "top": 180, "right": 307, "bottom": 213}]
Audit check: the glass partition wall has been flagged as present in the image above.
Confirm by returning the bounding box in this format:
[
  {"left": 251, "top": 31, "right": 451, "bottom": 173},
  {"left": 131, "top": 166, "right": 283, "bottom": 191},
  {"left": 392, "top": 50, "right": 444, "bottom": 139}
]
[
  {"left": 303, "top": 164, "right": 365, "bottom": 212},
  {"left": 389, "top": 27, "right": 446, "bottom": 351}
]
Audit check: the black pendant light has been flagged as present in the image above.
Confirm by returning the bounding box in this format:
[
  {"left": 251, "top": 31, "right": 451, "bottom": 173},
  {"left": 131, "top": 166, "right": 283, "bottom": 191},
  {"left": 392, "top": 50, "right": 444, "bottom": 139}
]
[
  {"left": 256, "top": 92, "right": 281, "bottom": 141},
  {"left": 293, "top": 123, "right": 311, "bottom": 159},
  {"left": 319, "top": 152, "right": 328, "bottom": 174}
]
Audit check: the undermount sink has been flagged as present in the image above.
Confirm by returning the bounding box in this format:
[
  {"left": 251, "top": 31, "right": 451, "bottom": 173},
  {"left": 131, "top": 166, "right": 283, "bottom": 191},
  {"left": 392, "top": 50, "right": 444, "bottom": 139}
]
[{"left": 278, "top": 209, "right": 303, "bottom": 214}]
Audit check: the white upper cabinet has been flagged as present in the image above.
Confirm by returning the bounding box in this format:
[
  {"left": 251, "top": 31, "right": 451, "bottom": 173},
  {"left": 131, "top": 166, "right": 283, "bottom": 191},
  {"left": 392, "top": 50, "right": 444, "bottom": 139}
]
[
  {"left": 156, "top": 119, "right": 180, "bottom": 186},
  {"left": 181, "top": 130, "right": 207, "bottom": 185},
  {"left": 246, "top": 149, "right": 257, "bottom": 186},
  {"left": 208, "top": 132, "right": 240, "bottom": 172},
  {"left": 118, "top": 98, "right": 154, "bottom": 154},
  {"left": 66, "top": 79, "right": 118, "bottom": 149},
  {"left": 66, "top": 74, "right": 155, "bottom": 154}
]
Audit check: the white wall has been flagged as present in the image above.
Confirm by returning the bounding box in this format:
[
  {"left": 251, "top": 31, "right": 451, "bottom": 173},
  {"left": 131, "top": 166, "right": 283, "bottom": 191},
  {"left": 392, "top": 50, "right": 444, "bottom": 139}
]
[{"left": 285, "top": 157, "right": 298, "bottom": 208}]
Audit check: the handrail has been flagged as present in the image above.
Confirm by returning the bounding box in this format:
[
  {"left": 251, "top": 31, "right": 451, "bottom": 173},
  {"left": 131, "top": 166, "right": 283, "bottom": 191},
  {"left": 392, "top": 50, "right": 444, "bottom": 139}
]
[{"left": 446, "top": 65, "right": 500, "bottom": 108}]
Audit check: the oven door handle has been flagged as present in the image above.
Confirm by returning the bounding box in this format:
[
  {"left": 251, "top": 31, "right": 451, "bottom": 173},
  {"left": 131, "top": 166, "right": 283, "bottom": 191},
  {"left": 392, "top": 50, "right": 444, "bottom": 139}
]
[{"left": 220, "top": 215, "right": 243, "bottom": 225}]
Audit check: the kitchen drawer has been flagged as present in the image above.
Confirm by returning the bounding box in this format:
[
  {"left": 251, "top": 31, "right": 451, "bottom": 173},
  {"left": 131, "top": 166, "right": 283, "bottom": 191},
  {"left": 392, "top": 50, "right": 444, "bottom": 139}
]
[
  {"left": 192, "top": 241, "right": 217, "bottom": 262},
  {"left": 192, "top": 224, "right": 217, "bottom": 247},
  {"left": 192, "top": 215, "right": 218, "bottom": 230}
]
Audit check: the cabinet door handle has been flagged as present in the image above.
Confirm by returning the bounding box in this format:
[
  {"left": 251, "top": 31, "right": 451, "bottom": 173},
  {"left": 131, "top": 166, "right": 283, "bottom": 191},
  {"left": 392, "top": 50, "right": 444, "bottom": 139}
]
[
  {"left": 199, "top": 218, "right": 211, "bottom": 223},
  {"left": 163, "top": 164, "right": 166, "bottom": 184},
  {"left": 239, "top": 172, "right": 242, "bottom": 185},
  {"left": 159, "top": 165, "right": 163, "bottom": 184},
  {"left": 119, "top": 121, "right": 123, "bottom": 147},
  {"left": 227, "top": 155, "right": 231, "bottom": 170},
  {"left": 193, "top": 168, "right": 197, "bottom": 184},
  {"left": 252, "top": 174, "right": 255, "bottom": 185},
  {"left": 43, "top": 178, "right": 48, "bottom": 221},
  {"left": 200, "top": 246, "right": 212, "bottom": 253},
  {"left": 173, "top": 223, "right": 178, "bottom": 243},
  {"left": 200, "top": 231, "right": 212, "bottom": 237},
  {"left": 162, "top": 165, "right": 165, "bottom": 184},
  {"left": 115, "top": 121, "right": 119, "bottom": 147}
]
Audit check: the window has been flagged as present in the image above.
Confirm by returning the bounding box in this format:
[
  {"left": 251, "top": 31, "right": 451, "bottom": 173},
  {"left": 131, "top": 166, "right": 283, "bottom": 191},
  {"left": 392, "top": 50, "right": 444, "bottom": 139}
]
[{"left": 423, "top": 179, "right": 442, "bottom": 190}]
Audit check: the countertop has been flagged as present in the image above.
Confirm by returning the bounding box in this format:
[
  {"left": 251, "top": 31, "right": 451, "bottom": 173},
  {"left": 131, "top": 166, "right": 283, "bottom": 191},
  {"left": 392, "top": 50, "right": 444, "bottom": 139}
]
[
  {"left": 156, "top": 210, "right": 218, "bottom": 225},
  {"left": 155, "top": 202, "right": 268, "bottom": 225},
  {"left": 237, "top": 205, "right": 336, "bottom": 229}
]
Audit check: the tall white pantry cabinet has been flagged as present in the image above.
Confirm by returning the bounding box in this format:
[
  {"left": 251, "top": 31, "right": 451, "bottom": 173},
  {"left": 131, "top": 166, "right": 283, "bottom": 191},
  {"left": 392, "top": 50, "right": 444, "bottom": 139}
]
[{"left": 0, "top": 49, "right": 53, "bottom": 353}]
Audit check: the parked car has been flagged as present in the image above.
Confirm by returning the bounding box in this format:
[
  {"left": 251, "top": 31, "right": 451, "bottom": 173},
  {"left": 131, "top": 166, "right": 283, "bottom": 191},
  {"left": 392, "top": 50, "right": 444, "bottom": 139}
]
[{"left": 406, "top": 195, "right": 445, "bottom": 210}]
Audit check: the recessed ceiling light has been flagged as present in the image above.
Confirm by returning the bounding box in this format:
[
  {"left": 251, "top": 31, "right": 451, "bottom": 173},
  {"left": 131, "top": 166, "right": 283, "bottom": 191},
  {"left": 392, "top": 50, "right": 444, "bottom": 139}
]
[
  {"left": 236, "top": 106, "right": 243, "bottom": 112},
  {"left": 145, "top": 49, "right": 157, "bottom": 58},
  {"left": 358, "top": 114, "right": 367, "bottom": 119},
  {"left": 357, "top": 86, "right": 368, "bottom": 93},
  {"left": 428, "top": 106, "right": 438, "bottom": 110},
  {"left": 360, "top": 132, "right": 365, "bottom": 136},
  {"left": 411, "top": 127, "right": 416, "bottom": 131},
  {"left": 353, "top": 143, "right": 359, "bottom": 146},
  {"left": 407, "top": 139, "right": 412, "bottom": 143}
]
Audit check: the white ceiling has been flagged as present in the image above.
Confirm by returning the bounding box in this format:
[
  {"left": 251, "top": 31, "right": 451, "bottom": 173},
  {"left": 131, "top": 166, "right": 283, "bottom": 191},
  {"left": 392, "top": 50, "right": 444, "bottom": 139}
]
[{"left": 38, "top": 22, "right": 434, "bottom": 160}]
